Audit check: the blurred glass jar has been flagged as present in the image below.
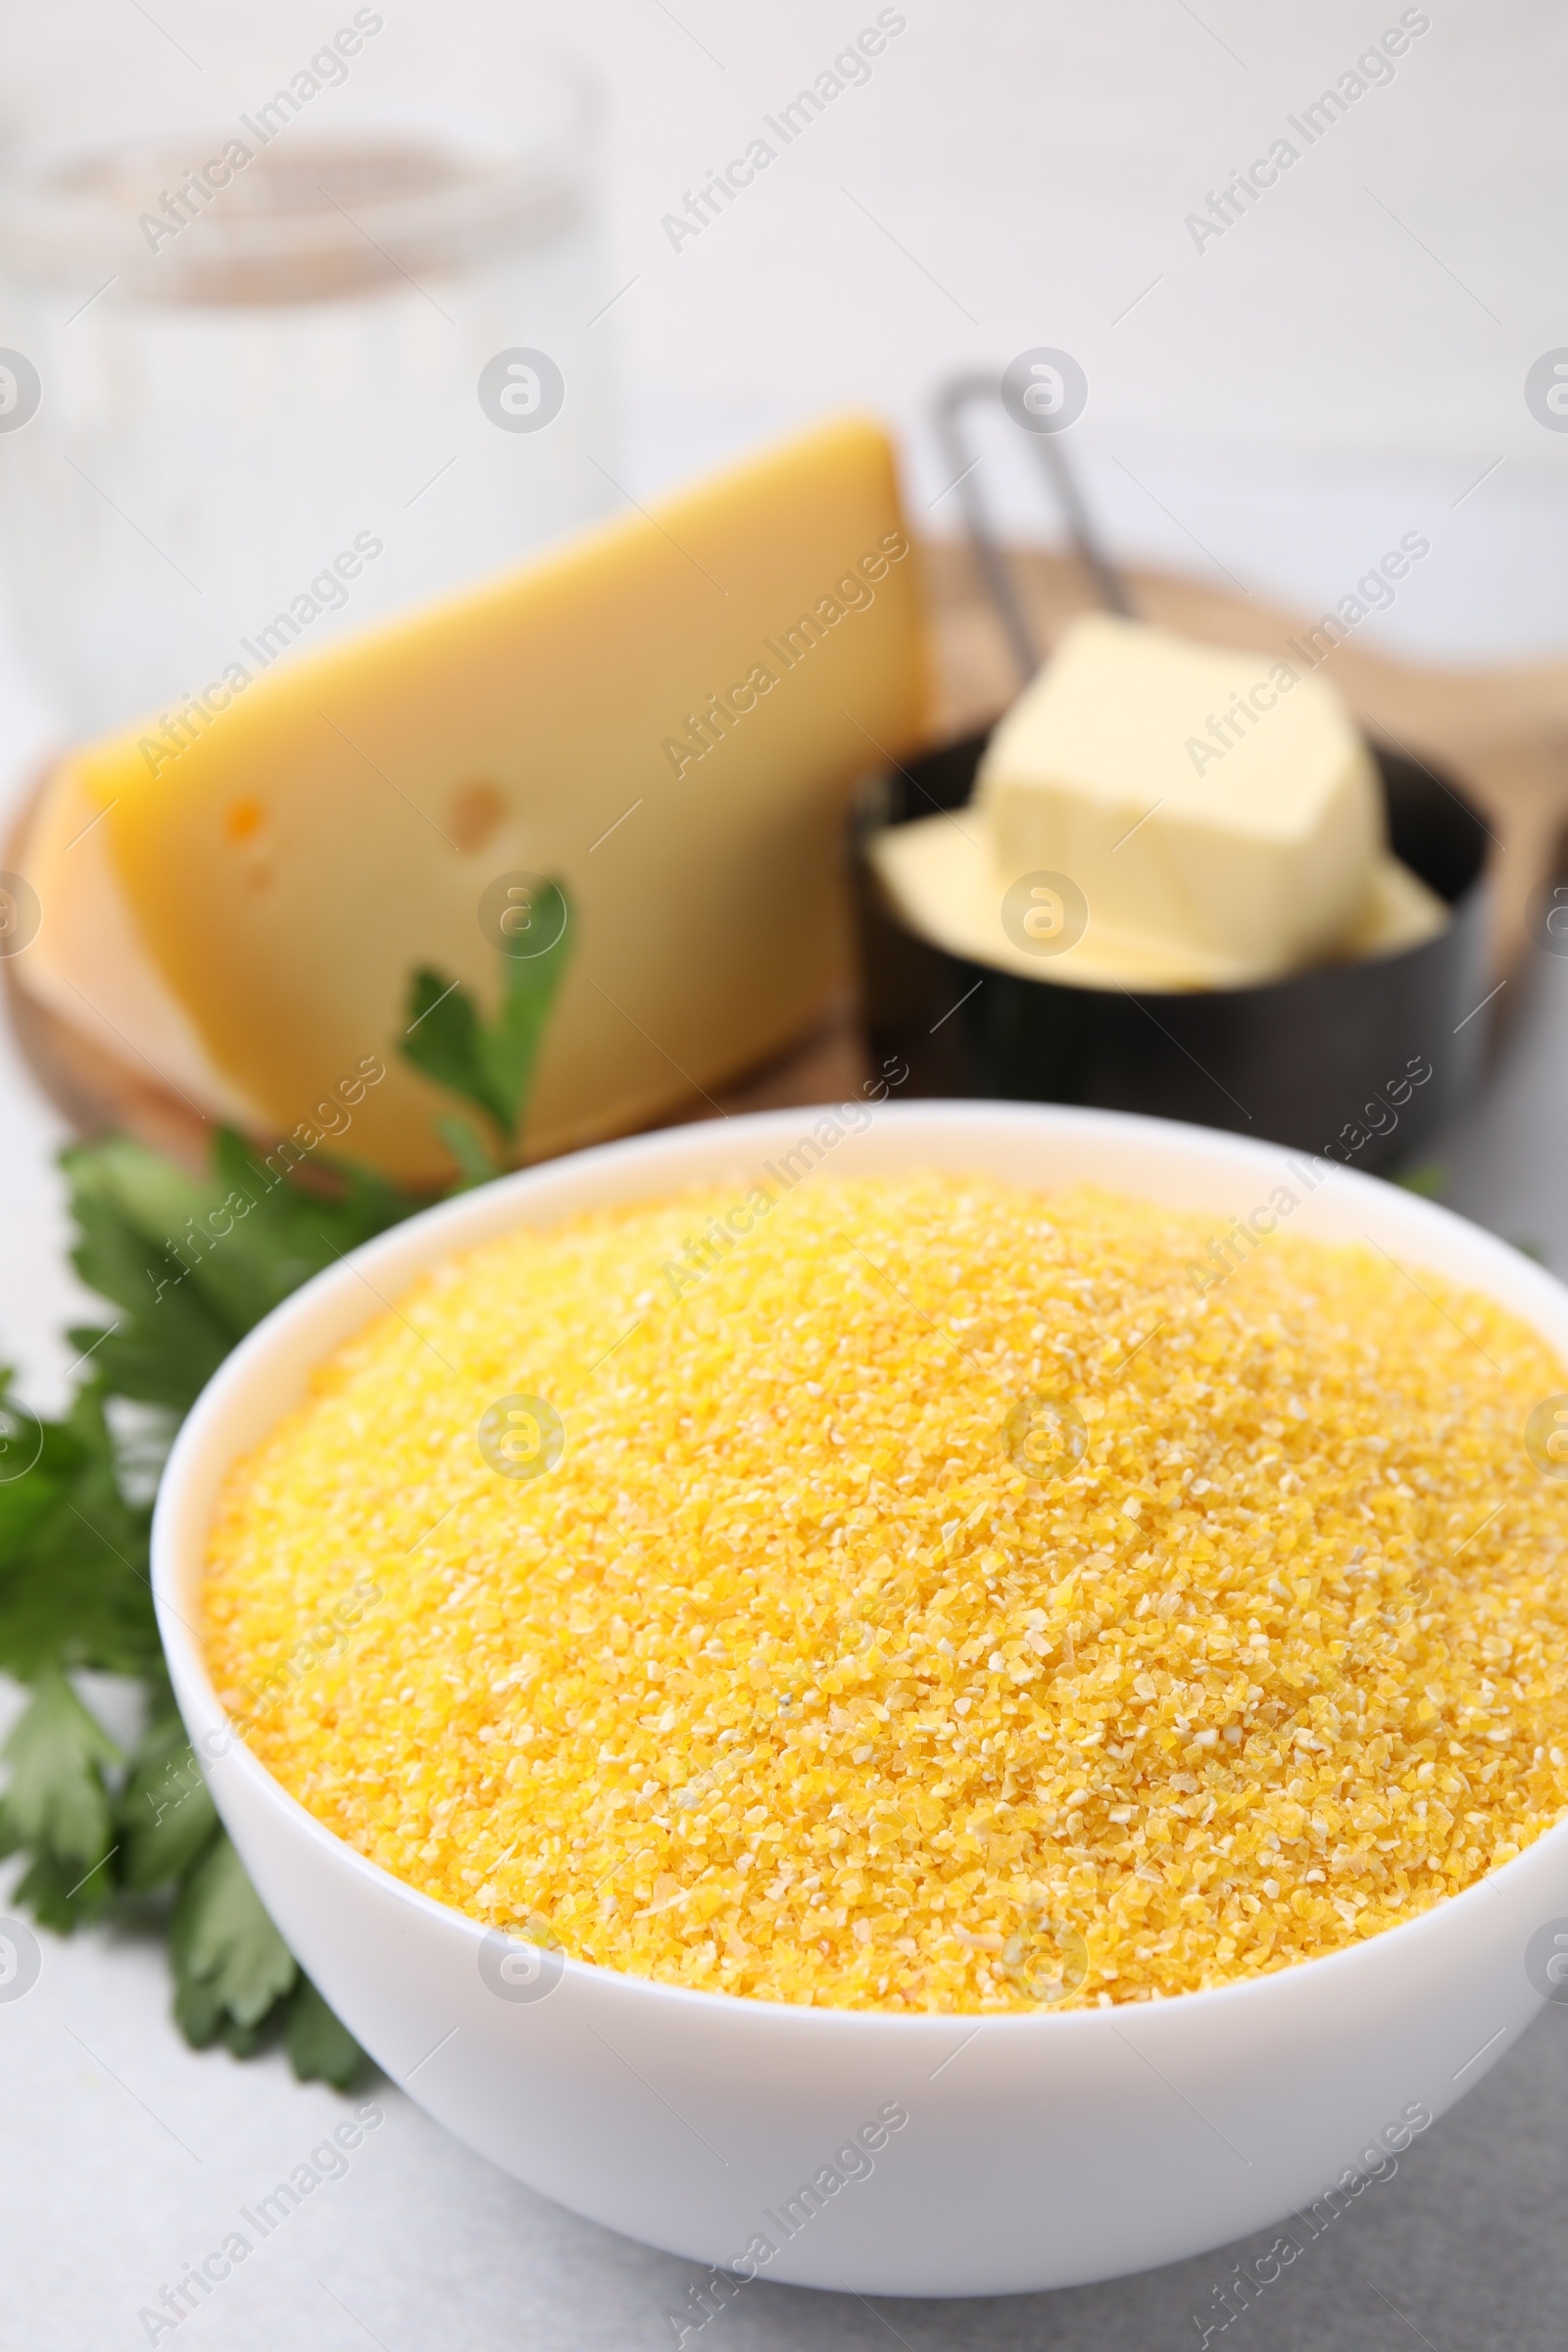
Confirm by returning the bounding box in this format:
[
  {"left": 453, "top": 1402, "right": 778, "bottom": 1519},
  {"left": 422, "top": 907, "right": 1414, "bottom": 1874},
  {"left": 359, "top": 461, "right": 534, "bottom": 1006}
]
[{"left": 0, "top": 12, "right": 614, "bottom": 736}]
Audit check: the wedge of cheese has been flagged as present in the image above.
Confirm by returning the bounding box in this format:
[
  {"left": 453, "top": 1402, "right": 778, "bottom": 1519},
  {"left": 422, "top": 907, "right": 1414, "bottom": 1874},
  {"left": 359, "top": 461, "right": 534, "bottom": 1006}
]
[{"left": 19, "top": 416, "right": 927, "bottom": 1182}]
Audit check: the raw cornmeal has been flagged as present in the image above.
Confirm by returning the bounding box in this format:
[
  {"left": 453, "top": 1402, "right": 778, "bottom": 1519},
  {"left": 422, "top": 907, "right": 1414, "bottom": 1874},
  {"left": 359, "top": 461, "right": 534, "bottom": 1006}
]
[{"left": 203, "top": 1174, "right": 1568, "bottom": 2010}]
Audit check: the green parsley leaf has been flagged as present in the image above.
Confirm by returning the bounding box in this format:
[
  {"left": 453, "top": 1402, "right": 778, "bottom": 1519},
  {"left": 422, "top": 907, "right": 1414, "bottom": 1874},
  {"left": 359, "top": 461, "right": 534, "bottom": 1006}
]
[
  {"left": 433, "top": 1114, "right": 502, "bottom": 1191},
  {"left": 191, "top": 1130, "right": 421, "bottom": 1335},
  {"left": 0, "top": 1668, "right": 120, "bottom": 1925},
  {"left": 402, "top": 971, "right": 503, "bottom": 1131},
  {"left": 170, "top": 1831, "right": 297, "bottom": 2041},
  {"left": 62, "top": 1132, "right": 425, "bottom": 1415},
  {"left": 118, "top": 1712, "right": 219, "bottom": 1892},
  {"left": 1390, "top": 1161, "right": 1447, "bottom": 1200},
  {"left": 0, "top": 1385, "right": 158, "bottom": 1683},
  {"left": 65, "top": 1141, "right": 239, "bottom": 1410},
  {"left": 476, "top": 880, "right": 573, "bottom": 1135},
  {"left": 6, "top": 1848, "right": 113, "bottom": 1935},
  {"left": 401, "top": 879, "right": 572, "bottom": 1152},
  {"left": 284, "top": 1973, "right": 368, "bottom": 2088}
]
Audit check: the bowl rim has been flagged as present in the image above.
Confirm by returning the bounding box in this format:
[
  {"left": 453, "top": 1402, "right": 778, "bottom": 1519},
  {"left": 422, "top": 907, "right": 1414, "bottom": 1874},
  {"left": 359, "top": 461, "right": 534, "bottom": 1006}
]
[{"left": 152, "top": 1097, "right": 1568, "bottom": 2038}]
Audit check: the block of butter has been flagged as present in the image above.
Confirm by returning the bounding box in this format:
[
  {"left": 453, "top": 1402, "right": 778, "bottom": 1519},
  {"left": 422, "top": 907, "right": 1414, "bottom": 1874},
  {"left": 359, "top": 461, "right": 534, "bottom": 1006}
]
[
  {"left": 18, "top": 416, "right": 927, "bottom": 1182},
  {"left": 974, "top": 614, "right": 1384, "bottom": 984},
  {"left": 868, "top": 813, "right": 1446, "bottom": 990}
]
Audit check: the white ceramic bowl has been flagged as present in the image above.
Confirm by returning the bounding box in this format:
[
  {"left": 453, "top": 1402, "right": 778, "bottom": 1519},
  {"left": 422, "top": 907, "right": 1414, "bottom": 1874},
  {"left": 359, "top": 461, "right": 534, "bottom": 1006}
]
[{"left": 153, "top": 1102, "right": 1568, "bottom": 2297}]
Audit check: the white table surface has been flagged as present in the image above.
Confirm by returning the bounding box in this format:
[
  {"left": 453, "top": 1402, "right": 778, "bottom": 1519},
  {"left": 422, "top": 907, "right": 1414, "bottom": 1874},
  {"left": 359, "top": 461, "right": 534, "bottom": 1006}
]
[{"left": 7, "top": 4, "right": 1568, "bottom": 2343}]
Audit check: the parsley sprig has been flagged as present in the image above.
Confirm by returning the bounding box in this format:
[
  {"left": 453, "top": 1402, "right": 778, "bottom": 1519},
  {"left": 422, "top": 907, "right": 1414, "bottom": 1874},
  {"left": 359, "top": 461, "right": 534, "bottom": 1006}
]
[
  {"left": 0, "top": 890, "right": 571, "bottom": 2085},
  {"left": 402, "top": 876, "right": 572, "bottom": 1183}
]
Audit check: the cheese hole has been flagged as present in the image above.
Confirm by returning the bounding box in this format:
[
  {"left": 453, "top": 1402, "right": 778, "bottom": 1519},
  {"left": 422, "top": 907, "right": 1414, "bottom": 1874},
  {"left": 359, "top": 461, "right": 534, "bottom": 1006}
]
[
  {"left": 224, "top": 798, "right": 265, "bottom": 843},
  {"left": 448, "top": 780, "right": 507, "bottom": 855}
]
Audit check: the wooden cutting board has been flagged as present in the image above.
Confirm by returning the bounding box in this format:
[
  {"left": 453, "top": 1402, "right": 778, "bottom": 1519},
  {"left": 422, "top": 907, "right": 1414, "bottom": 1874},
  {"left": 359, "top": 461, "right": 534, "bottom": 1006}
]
[{"left": 10, "top": 533, "right": 1568, "bottom": 1167}]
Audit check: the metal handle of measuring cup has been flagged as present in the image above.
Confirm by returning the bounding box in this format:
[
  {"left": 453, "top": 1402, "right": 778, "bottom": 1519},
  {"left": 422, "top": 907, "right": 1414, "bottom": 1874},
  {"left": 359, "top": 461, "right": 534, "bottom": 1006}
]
[{"left": 931, "top": 372, "right": 1136, "bottom": 691}]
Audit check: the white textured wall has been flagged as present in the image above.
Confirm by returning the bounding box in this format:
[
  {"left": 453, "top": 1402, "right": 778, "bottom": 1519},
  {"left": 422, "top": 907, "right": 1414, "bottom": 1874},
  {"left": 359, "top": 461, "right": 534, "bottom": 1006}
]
[
  {"left": 568, "top": 0, "right": 1568, "bottom": 659},
  {"left": 0, "top": 0, "right": 1563, "bottom": 677}
]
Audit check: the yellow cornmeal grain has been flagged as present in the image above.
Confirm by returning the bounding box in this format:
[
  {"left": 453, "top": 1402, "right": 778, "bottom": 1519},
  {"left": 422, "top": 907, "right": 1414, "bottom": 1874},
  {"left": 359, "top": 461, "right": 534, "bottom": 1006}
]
[{"left": 203, "top": 1173, "right": 1568, "bottom": 2011}]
